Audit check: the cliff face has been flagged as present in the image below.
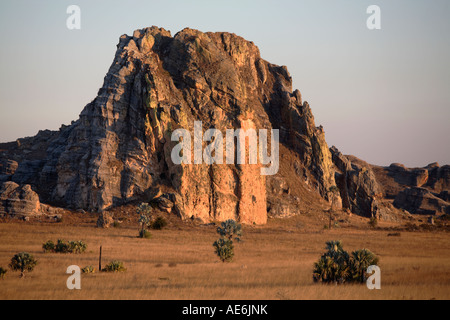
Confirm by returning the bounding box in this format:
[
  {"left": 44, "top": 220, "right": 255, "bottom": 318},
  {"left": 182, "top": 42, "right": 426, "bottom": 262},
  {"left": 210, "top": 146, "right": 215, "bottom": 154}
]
[
  {"left": 1, "top": 26, "right": 447, "bottom": 222},
  {"left": 0, "top": 26, "right": 352, "bottom": 223}
]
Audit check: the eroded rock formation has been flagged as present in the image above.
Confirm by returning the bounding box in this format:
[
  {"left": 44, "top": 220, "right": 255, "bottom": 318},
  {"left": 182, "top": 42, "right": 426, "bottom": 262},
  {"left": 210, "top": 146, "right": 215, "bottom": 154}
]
[
  {"left": 1, "top": 26, "right": 446, "bottom": 222},
  {"left": 0, "top": 27, "right": 339, "bottom": 223}
]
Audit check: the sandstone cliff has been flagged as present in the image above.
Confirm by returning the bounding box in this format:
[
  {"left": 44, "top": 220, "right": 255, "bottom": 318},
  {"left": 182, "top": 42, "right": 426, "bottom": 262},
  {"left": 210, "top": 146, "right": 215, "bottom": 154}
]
[
  {"left": 0, "top": 27, "right": 338, "bottom": 223},
  {"left": 1, "top": 26, "right": 446, "bottom": 223}
]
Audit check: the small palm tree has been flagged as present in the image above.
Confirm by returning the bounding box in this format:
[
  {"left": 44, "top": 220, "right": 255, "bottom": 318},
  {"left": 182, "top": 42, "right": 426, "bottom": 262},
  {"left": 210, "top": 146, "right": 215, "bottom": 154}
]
[
  {"left": 213, "top": 219, "right": 242, "bottom": 262},
  {"left": 313, "top": 241, "right": 379, "bottom": 284},
  {"left": 313, "top": 255, "right": 334, "bottom": 283},
  {"left": 350, "top": 249, "right": 379, "bottom": 283},
  {"left": 325, "top": 240, "right": 345, "bottom": 254},
  {"left": 9, "top": 252, "right": 37, "bottom": 278},
  {"left": 313, "top": 240, "right": 350, "bottom": 284},
  {"left": 137, "top": 202, "right": 152, "bottom": 238}
]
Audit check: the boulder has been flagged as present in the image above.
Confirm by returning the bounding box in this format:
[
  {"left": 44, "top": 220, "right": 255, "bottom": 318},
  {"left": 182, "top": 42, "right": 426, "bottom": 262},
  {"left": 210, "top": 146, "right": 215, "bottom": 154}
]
[
  {"left": 0, "top": 182, "right": 42, "bottom": 218},
  {"left": 155, "top": 194, "right": 174, "bottom": 213}
]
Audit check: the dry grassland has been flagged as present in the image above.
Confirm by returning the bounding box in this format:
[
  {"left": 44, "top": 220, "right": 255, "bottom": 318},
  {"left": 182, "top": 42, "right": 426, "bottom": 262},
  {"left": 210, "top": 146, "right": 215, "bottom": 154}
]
[{"left": 0, "top": 210, "right": 449, "bottom": 300}]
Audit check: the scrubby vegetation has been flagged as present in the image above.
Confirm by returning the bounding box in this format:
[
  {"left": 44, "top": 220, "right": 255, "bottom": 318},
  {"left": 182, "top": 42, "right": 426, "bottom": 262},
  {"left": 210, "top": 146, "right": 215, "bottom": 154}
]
[
  {"left": 103, "top": 260, "right": 126, "bottom": 272},
  {"left": 81, "top": 265, "right": 95, "bottom": 274},
  {"left": 151, "top": 216, "right": 168, "bottom": 230},
  {"left": 137, "top": 202, "right": 152, "bottom": 238},
  {"left": 9, "top": 252, "right": 37, "bottom": 278},
  {"left": 213, "top": 219, "right": 242, "bottom": 262},
  {"left": 0, "top": 218, "right": 448, "bottom": 299},
  {"left": 313, "top": 240, "right": 379, "bottom": 284},
  {"left": 42, "top": 239, "right": 87, "bottom": 253},
  {"left": 42, "top": 240, "right": 55, "bottom": 252},
  {"left": 213, "top": 238, "right": 234, "bottom": 262},
  {"left": 216, "top": 219, "right": 242, "bottom": 242}
]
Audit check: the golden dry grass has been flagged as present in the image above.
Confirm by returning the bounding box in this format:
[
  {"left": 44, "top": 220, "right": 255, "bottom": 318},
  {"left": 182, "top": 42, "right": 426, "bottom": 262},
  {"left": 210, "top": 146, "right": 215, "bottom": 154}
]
[{"left": 0, "top": 212, "right": 449, "bottom": 300}]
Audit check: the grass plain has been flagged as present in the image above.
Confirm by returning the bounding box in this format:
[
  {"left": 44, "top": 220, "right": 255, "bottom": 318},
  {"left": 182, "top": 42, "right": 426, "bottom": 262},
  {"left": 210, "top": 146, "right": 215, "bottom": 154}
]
[{"left": 0, "top": 208, "right": 449, "bottom": 300}]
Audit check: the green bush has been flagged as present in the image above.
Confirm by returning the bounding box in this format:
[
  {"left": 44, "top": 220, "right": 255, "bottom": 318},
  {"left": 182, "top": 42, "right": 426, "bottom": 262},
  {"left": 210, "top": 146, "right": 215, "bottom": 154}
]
[
  {"left": 68, "top": 240, "right": 87, "bottom": 254},
  {"left": 9, "top": 252, "right": 37, "bottom": 278},
  {"left": 81, "top": 265, "right": 95, "bottom": 274},
  {"left": 0, "top": 267, "right": 7, "bottom": 279},
  {"left": 55, "top": 239, "right": 70, "bottom": 253},
  {"left": 43, "top": 239, "right": 87, "bottom": 253},
  {"left": 313, "top": 240, "right": 379, "bottom": 284},
  {"left": 42, "top": 240, "right": 55, "bottom": 252},
  {"left": 103, "top": 260, "right": 126, "bottom": 272},
  {"left": 213, "top": 238, "right": 234, "bottom": 263},
  {"left": 151, "top": 216, "right": 168, "bottom": 230}
]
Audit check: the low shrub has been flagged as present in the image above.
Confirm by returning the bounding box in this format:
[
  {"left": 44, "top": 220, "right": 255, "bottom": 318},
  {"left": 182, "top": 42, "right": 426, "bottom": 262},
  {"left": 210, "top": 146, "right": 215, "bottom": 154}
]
[
  {"left": 103, "top": 260, "right": 126, "bottom": 272},
  {"left": 42, "top": 240, "right": 55, "bottom": 252},
  {"left": 55, "top": 239, "right": 70, "bottom": 253},
  {"left": 81, "top": 266, "right": 95, "bottom": 274},
  {"left": 43, "top": 239, "right": 87, "bottom": 253},
  {"left": 68, "top": 240, "right": 87, "bottom": 254},
  {"left": 151, "top": 216, "right": 168, "bottom": 230}
]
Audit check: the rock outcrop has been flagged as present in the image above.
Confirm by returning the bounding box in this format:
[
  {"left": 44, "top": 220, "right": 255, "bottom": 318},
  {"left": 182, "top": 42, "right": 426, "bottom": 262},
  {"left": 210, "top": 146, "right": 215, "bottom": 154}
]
[
  {"left": 0, "top": 26, "right": 340, "bottom": 224},
  {"left": 393, "top": 187, "right": 450, "bottom": 215},
  {"left": 371, "top": 162, "right": 450, "bottom": 216},
  {"left": 3, "top": 26, "right": 446, "bottom": 222},
  {"left": 330, "top": 146, "right": 383, "bottom": 218},
  {"left": 0, "top": 182, "right": 42, "bottom": 218}
]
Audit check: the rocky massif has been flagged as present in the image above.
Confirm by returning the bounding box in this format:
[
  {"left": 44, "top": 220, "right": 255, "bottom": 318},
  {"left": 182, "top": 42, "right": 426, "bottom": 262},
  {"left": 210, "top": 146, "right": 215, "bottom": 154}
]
[{"left": 0, "top": 26, "right": 448, "bottom": 223}]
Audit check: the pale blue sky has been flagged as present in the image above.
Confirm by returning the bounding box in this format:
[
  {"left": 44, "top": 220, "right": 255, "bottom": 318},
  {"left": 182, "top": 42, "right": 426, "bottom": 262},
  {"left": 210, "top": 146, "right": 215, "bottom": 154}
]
[{"left": 0, "top": 0, "right": 449, "bottom": 167}]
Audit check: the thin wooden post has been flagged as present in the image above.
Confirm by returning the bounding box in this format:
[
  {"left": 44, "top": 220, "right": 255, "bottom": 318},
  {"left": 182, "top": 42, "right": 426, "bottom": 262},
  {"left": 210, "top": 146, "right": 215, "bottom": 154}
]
[{"left": 99, "top": 245, "right": 102, "bottom": 272}]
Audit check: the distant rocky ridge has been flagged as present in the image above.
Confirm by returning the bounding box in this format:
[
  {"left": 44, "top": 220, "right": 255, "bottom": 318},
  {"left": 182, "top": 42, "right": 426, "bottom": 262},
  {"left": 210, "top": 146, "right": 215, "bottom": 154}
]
[
  {"left": 372, "top": 162, "right": 450, "bottom": 216},
  {"left": 0, "top": 26, "right": 448, "bottom": 222}
]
